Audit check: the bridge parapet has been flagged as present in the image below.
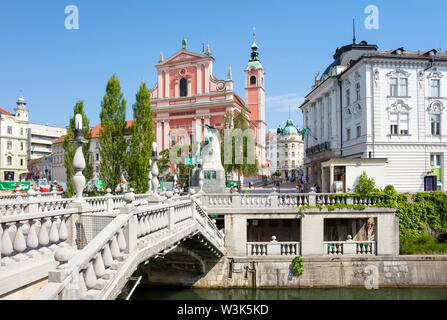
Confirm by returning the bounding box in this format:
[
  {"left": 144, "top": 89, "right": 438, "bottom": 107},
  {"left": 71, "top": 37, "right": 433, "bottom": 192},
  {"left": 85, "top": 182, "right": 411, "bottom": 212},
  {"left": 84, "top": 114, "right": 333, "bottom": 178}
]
[
  {"left": 201, "top": 192, "right": 387, "bottom": 210},
  {"left": 0, "top": 206, "right": 79, "bottom": 297},
  {"left": 32, "top": 193, "right": 225, "bottom": 300}
]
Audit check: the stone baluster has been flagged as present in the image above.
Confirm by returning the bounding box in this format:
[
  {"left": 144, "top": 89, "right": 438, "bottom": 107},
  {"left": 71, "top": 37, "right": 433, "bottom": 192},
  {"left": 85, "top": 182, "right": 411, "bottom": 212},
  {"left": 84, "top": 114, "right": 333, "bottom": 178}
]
[
  {"left": 38, "top": 218, "right": 51, "bottom": 253},
  {"left": 1, "top": 224, "right": 13, "bottom": 265},
  {"left": 105, "top": 189, "right": 113, "bottom": 213},
  {"left": 26, "top": 219, "right": 39, "bottom": 255},
  {"left": 12, "top": 221, "right": 27, "bottom": 261}
]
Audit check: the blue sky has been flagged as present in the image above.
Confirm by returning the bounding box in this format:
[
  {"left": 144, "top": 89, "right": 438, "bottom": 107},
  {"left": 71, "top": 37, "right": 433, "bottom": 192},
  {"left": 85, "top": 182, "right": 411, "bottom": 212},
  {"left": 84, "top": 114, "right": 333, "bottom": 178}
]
[{"left": 1, "top": 0, "right": 446, "bottom": 131}]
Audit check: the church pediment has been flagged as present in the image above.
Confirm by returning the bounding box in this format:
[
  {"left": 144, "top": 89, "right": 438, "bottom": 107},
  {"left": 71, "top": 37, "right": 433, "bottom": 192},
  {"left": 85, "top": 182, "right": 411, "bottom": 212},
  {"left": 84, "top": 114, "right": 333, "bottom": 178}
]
[{"left": 159, "top": 50, "right": 208, "bottom": 66}]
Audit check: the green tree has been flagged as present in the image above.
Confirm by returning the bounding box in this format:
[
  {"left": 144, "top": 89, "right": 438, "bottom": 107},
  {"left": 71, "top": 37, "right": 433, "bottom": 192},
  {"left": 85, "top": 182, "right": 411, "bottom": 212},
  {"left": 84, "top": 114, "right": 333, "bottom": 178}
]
[
  {"left": 99, "top": 75, "right": 127, "bottom": 193},
  {"left": 63, "top": 101, "right": 93, "bottom": 197},
  {"left": 354, "top": 171, "right": 377, "bottom": 194},
  {"left": 221, "top": 110, "right": 259, "bottom": 183},
  {"left": 126, "top": 81, "right": 154, "bottom": 193}
]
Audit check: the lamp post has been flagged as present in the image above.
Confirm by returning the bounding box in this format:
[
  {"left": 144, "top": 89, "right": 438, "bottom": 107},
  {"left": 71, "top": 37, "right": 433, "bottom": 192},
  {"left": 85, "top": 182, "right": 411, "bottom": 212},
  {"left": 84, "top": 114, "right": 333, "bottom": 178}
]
[{"left": 71, "top": 114, "right": 87, "bottom": 202}]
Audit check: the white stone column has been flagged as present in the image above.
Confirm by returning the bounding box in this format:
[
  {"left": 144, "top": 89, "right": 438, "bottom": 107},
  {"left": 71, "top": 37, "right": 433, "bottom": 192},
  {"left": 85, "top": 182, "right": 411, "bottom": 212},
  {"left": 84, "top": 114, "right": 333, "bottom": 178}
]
[
  {"left": 204, "top": 65, "right": 210, "bottom": 94},
  {"left": 224, "top": 215, "right": 247, "bottom": 256},
  {"left": 165, "top": 70, "right": 170, "bottom": 98},
  {"left": 156, "top": 121, "right": 162, "bottom": 150},
  {"left": 300, "top": 213, "right": 324, "bottom": 256},
  {"left": 329, "top": 165, "right": 334, "bottom": 192},
  {"left": 197, "top": 65, "right": 202, "bottom": 95},
  {"left": 376, "top": 213, "right": 399, "bottom": 255},
  {"left": 158, "top": 72, "right": 163, "bottom": 98},
  {"left": 187, "top": 77, "right": 192, "bottom": 97},
  {"left": 174, "top": 78, "right": 179, "bottom": 98},
  {"left": 163, "top": 121, "right": 170, "bottom": 150}
]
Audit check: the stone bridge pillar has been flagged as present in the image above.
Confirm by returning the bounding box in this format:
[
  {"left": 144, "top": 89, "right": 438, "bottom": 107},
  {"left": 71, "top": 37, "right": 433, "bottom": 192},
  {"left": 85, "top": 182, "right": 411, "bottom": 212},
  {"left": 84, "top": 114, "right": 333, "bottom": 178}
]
[
  {"left": 224, "top": 214, "right": 246, "bottom": 256},
  {"left": 300, "top": 214, "right": 324, "bottom": 256}
]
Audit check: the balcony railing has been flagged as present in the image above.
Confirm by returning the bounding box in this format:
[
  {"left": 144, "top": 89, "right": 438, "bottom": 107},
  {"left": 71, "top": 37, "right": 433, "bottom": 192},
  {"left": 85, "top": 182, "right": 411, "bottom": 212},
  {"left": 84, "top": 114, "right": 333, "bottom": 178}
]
[
  {"left": 246, "top": 241, "right": 301, "bottom": 256},
  {"left": 323, "top": 241, "right": 376, "bottom": 256}
]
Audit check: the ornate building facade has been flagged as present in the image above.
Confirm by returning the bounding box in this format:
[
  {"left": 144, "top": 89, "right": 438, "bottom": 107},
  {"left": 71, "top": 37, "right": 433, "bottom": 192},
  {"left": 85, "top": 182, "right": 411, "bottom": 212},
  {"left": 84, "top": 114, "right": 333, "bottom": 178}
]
[
  {"left": 0, "top": 96, "right": 29, "bottom": 181},
  {"left": 300, "top": 40, "right": 447, "bottom": 192},
  {"left": 150, "top": 37, "right": 266, "bottom": 170},
  {"left": 265, "top": 119, "right": 304, "bottom": 180}
]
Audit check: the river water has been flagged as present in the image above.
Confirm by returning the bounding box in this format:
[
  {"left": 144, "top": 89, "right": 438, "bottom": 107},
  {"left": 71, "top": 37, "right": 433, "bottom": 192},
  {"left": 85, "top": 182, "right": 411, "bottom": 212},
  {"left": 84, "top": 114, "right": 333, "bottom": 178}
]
[{"left": 129, "top": 288, "right": 447, "bottom": 300}]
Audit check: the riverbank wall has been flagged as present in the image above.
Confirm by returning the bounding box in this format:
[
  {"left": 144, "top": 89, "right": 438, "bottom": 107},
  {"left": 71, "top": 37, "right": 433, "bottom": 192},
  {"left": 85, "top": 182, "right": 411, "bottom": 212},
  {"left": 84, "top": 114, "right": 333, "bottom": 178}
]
[{"left": 141, "top": 255, "right": 447, "bottom": 288}]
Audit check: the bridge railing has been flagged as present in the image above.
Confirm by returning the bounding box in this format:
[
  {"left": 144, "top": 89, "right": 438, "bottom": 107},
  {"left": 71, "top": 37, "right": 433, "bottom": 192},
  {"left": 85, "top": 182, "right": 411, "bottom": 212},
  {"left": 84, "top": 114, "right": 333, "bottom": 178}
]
[
  {"left": 0, "top": 191, "right": 63, "bottom": 203},
  {"left": 202, "top": 192, "right": 387, "bottom": 209},
  {"left": 33, "top": 193, "right": 226, "bottom": 300},
  {"left": 0, "top": 207, "right": 79, "bottom": 297}
]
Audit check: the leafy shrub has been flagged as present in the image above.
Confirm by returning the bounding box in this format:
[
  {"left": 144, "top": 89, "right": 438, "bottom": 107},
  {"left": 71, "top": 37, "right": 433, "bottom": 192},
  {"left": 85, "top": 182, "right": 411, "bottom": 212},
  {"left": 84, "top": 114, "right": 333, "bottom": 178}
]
[
  {"left": 292, "top": 256, "right": 304, "bottom": 275},
  {"left": 354, "top": 171, "right": 378, "bottom": 195},
  {"left": 400, "top": 234, "right": 447, "bottom": 254}
]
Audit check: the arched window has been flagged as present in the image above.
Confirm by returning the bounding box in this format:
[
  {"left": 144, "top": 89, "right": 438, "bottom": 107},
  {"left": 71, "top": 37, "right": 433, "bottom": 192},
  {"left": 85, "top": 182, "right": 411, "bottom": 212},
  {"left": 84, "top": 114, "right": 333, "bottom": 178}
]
[
  {"left": 180, "top": 78, "right": 187, "bottom": 97},
  {"left": 250, "top": 76, "right": 256, "bottom": 85}
]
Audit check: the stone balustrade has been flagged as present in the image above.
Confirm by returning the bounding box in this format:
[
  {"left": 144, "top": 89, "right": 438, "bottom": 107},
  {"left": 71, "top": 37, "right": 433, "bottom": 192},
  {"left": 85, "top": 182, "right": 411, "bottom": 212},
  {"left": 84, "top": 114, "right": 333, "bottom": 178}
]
[
  {"left": 0, "top": 192, "right": 63, "bottom": 203},
  {"left": 32, "top": 194, "right": 226, "bottom": 300},
  {"left": 246, "top": 241, "right": 301, "bottom": 256},
  {"left": 0, "top": 207, "right": 79, "bottom": 297},
  {"left": 324, "top": 241, "right": 376, "bottom": 256},
  {"left": 202, "top": 192, "right": 387, "bottom": 210}
]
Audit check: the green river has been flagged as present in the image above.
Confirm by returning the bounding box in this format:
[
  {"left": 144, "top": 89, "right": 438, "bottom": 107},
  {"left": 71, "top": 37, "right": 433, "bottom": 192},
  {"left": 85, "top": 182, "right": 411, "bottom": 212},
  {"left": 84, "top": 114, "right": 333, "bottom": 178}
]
[{"left": 129, "top": 288, "right": 447, "bottom": 300}]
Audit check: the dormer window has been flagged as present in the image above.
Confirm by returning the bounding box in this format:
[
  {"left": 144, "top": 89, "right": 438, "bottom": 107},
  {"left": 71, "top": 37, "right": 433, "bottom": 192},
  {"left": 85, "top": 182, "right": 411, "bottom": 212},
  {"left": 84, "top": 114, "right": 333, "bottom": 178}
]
[
  {"left": 424, "top": 49, "right": 438, "bottom": 57},
  {"left": 391, "top": 47, "right": 404, "bottom": 54},
  {"left": 180, "top": 78, "right": 187, "bottom": 97},
  {"left": 250, "top": 76, "right": 256, "bottom": 85}
]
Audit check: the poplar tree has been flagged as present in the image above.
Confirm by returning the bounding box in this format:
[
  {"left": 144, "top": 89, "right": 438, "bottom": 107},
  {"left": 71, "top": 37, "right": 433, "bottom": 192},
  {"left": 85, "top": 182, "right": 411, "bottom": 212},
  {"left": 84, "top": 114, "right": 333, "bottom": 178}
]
[
  {"left": 221, "top": 110, "right": 259, "bottom": 182},
  {"left": 126, "top": 80, "right": 154, "bottom": 193},
  {"left": 63, "top": 101, "right": 93, "bottom": 197},
  {"left": 99, "top": 75, "right": 127, "bottom": 193}
]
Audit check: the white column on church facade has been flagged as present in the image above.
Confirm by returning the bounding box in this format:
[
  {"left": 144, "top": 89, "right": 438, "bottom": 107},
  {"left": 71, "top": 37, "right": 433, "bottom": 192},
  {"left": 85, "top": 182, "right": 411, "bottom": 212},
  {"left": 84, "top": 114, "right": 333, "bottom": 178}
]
[
  {"left": 197, "top": 65, "right": 202, "bottom": 95},
  {"left": 187, "top": 78, "right": 192, "bottom": 97},
  {"left": 158, "top": 72, "right": 163, "bottom": 98},
  {"left": 156, "top": 121, "right": 163, "bottom": 150},
  {"left": 204, "top": 64, "right": 210, "bottom": 94},
  {"left": 174, "top": 78, "right": 178, "bottom": 98},
  {"left": 163, "top": 121, "right": 170, "bottom": 150},
  {"left": 165, "top": 70, "right": 170, "bottom": 98}
]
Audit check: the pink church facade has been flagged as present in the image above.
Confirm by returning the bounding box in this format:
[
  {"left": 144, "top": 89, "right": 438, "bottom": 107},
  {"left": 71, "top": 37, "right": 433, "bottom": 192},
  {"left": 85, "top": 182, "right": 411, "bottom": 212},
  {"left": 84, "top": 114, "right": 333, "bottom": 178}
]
[{"left": 149, "top": 37, "right": 266, "bottom": 170}]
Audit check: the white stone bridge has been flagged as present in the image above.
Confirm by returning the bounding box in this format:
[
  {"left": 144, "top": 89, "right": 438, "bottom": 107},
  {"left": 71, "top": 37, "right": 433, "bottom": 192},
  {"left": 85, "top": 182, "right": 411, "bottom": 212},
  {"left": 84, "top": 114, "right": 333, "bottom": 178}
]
[
  {"left": 0, "top": 122, "right": 399, "bottom": 299},
  {"left": 0, "top": 188, "right": 399, "bottom": 299}
]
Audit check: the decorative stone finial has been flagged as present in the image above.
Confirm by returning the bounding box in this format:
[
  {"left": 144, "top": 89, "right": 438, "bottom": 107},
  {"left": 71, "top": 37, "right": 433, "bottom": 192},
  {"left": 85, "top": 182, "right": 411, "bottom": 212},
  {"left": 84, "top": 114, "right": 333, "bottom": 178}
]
[
  {"left": 124, "top": 188, "right": 135, "bottom": 204},
  {"left": 54, "top": 247, "right": 72, "bottom": 263},
  {"left": 205, "top": 44, "right": 211, "bottom": 56},
  {"left": 271, "top": 235, "right": 277, "bottom": 242},
  {"left": 159, "top": 51, "right": 164, "bottom": 63}
]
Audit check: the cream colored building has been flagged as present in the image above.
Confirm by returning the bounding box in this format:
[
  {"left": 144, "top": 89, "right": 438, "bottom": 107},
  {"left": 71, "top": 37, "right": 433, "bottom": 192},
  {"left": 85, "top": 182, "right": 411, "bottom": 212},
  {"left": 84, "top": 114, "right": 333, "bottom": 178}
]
[
  {"left": 28, "top": 123, "right": 66, "bottom": 160},
  {"left": 266, "top": 119, "right": 304, "bottom": 180},
  {"left": 0, "top": 96, "right": 29, "bottom": 181}
]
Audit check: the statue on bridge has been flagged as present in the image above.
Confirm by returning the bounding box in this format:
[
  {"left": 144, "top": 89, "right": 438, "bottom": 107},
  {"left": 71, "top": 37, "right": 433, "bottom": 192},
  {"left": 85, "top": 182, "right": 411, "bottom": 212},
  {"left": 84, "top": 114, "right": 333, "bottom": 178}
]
[{"left": 191, "top": 124, "right": 226, "bottom": 193}]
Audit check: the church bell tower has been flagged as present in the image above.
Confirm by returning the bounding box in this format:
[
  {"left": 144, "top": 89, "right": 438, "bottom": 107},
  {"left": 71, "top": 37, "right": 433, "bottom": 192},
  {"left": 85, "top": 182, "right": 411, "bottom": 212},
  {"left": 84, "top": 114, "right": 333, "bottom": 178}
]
[{"left": 244, "top": 29, "right": 266, "bottom": 169}]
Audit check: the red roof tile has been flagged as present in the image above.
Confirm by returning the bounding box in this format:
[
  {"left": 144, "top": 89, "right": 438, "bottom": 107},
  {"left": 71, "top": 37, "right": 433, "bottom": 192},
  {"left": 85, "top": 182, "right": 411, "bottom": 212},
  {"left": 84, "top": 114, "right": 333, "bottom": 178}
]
[{"left": 0, "top": 108, "right": 11, "bottom": 115}]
